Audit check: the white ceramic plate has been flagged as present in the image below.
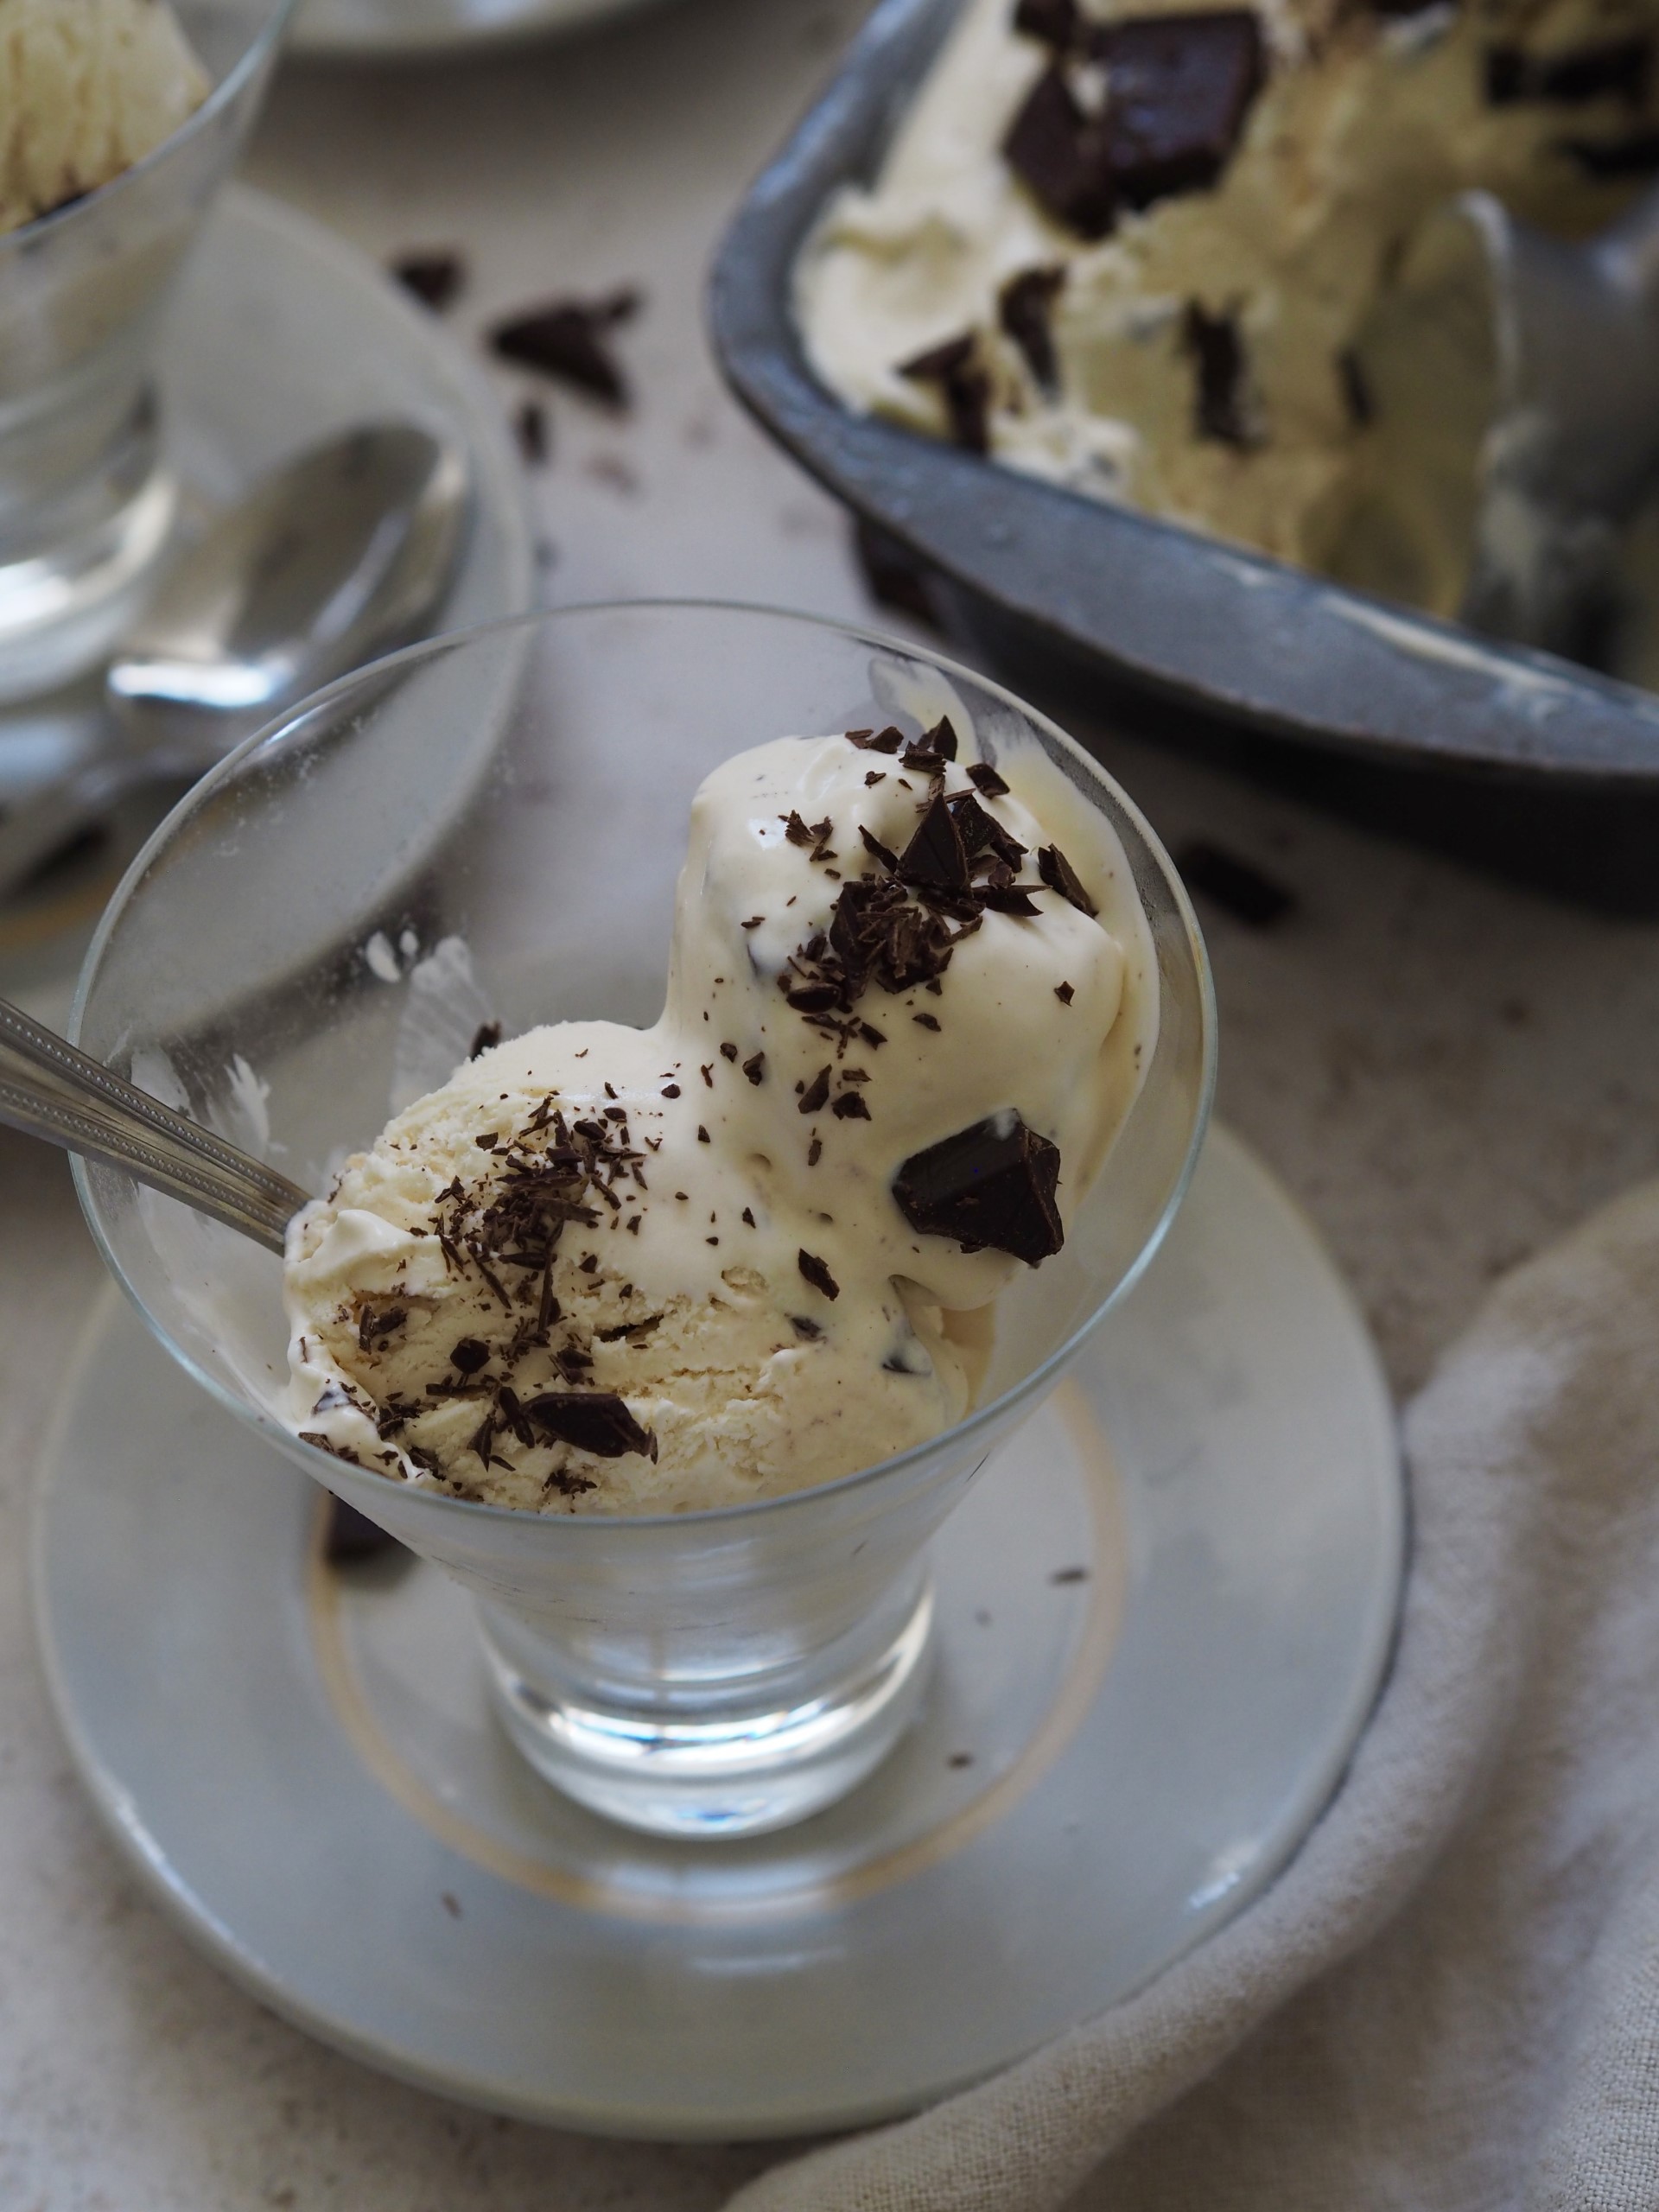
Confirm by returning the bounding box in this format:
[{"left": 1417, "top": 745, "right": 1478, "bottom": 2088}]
[
  {"left": 291, "top": 0, "right": 685, "bottom": 59},
  {"left": 0, "top": 186, "right": 535, "bottom": 1030},
  {"left": 31, "top": 1126, "right": 1402, "bottom": 2139}
]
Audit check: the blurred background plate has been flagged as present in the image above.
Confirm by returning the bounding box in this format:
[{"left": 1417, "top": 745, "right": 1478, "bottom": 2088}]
[
  {"left": 0, "top": 187, "right": 535, "bottom": 1031},
  {"left": 291, "top": 0, "right": 688, "bottom": 58}
]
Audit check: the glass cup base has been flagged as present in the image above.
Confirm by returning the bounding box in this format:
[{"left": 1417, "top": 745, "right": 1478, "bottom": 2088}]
[{"left": 476, "top": 1581, "right": 937, "bottom": 1840}]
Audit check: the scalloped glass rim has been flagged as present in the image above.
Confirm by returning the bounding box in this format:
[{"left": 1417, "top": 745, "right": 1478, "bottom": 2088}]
[
  {"left": 70, "top": 598, "right": 1217, "bottom": 1533},
  {"left": 0, "top": 0, "right": 302, "bottom": 262}
]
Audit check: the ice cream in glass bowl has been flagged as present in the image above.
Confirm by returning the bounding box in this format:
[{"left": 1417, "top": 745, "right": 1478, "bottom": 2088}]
[
  {"left": 0, "top": 0, "right": 298, "bottom": 702},
  {"left": 70, "top": 602, "right": 1215, "bottom": 1838}
]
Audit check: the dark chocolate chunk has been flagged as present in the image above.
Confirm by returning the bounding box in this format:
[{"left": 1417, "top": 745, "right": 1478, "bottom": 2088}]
[
  {"left": 860, "top": 824, "right": 899, "bottom": 869},
  {"left": 489, "top": 289, "right": 640, "bottom": 406},
  {"left": 742, "top": 1052, "right": 766, "bottom": 1084},
  {"left": 391, "top": 251, "right": 466, "bottom": 311},
  {"left": 1177, "top": 838, "right": 1296, "bottom": 926},
  {"left": 1037, "top": 842, "right": 1099, "bottom": 916},
  {"left": 899, "top": 332, "right": 993, "bottom": 454},
  {"left": 1090, "top": 13, "right": 1265, "bottom": 209},
  {"left": 1559, "top": 127, "right": 1659, "bottom": 175},
  {"left": 1182, "top": 302, "right": 1253, "bottom": 447},
  {"left": 1055, "top": 981, "right": 1076, "bottom": 1005},
  {"left": 853, "top": 518, "right": 944, "bottom": 631},
  {"left": 524, "top": 1390, "right": 656, "bottom": 1459},
  {"left": 1014, "top": 0, "right": 1081, "bottom": 48},
  {"left": 720, "top": 1041, "right": 739, "bottom": 1061},
  {"left": 468, "top": 1021, "right": 503, "bottom": 1060},
  {"left": 924, "top": 715, "right": 959, "bottom": 761},
  {"left": 799, "top": 1065, "right": 833, "bottom": 1115},
  {"left": 323, "top": 1494, "right": 403, "bottom": 1565},
  {"left": 831, "top": 1090, "right": 873, "bottom": 1120},
  {"left": 948, "top": 790, "right": 1027, "bottom": 868},
  {"left": 791, "top": 1315, "right": 823, "bottom": 1339},
  {"left": 897, "top": 795, "right": 972, "bottom": 897},
  {"left": 515, "top": 398, "right": 550, "bottom": 465},
  {"left": 998, "top": 265, "right": 1067, "bottom": 393},
  {"left": 1004, "top": 65, "right": 1119, "bottom": 238},
  {"left": 798, "top": 1249, "right": 841, "bottom": 1300},
  {"left": 966, "top": 760, "right": 1011, "bottom": 798},
  {"left": 1485, "top": 37, "right": 1650, "bottom": 105},
  {"left": 1337, "top": 347, "right": 1373, "bottom": 429},
  {"left": 661, "top": 1083, "right": 681, "bottom": 1098},
  {"left": 978, "top": 883, "right": 1043, "bottom": 915},
  {"left": 914, "top": 1011, "right": 942, "bottom": 1031},
  {"left": 847, "top": 723, "right": 906, "bottom": 753},
  {"left": 893, "top": 1110, "right": 1064, "bottom": 1266},
  {"left": 451, "top": 1338, "right": 492, "bottom": 1375}
]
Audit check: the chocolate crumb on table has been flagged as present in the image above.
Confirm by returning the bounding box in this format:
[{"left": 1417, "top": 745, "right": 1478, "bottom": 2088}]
[
  {"left": 391, "top": 250, "right": 467, "bottom": 311},
  {"left": 488, "top": 289, "right": 641, "bottom": 405}
]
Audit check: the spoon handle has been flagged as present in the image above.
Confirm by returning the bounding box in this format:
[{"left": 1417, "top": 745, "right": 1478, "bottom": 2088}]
[{"left": 0, "top": 998, "right": 310, "bottom": 1255}]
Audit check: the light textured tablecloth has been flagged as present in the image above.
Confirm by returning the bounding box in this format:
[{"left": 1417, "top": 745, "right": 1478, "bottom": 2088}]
[{"left": 729, "top": 1179, "right": 1659, "bottom": 2211}]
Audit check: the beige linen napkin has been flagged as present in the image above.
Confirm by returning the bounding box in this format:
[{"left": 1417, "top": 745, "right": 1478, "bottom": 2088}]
[{"left": 728, "top": 1179, "right": 1659, "bottom": 2212}]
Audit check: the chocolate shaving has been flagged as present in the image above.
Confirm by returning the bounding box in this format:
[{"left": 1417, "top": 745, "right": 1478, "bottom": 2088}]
[
  {"left": 1485, "top": 37, "right": 1650, "bottom": 105},
  {"left": 831, "top": 1091, "right": 873, "bottom": 1121},
  {"left": 893, "top": 1110, "right": 1065, "bottom": 1267},
  {"left": 807, "top": 1136, "right": 823, "bottom": 1166},
  {"left": 998, "top": 265, "right": 1067, "bottom": 393},
  {"left": 899, "top": 333, "right": 992, "bottom": 454},
  {"left": 799, "top": 1065, "right": 833, "bottom": 1116},
  {"left": 798, "top": 1249, "right": 841, "bottom": 1300},
  {"left": 524, "top": 1391, "right": 656, "bottom": 1459},
  {"left": 468, "top": 1021, "right": 503, "bottom": 1060},
  {"left": 391, "top": 251, "right": 465, "bottom": 311},
  {"left": 978, "top": 882, "right": 1043, "bottom": 916},
  {"left": 914, "top": 1012, "right": 942, "bottom": 1031},
  {"left": 846, "top": 723, "right": 906, "bottom": 753},
  {"left": 1183, "top": 302, "right": 1254, "bottom": 448},
  {"left": 488, "top": 289, "right": 640, "bottom": 405},
  {"left": 860, "top": 824, "right": 899, "bottom": 869},
  {"left": 1037, "top": 842, "right": 1099, "bottom": 916},
  {"left": 1177, "top": 838, "right": 1296, "bottom": 927}
]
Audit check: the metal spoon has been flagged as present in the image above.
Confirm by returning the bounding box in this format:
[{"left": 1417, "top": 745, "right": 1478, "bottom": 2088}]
[
  {"left": 0, "top": 994, "right": 308, "bottom": 1252},
  {"left": 1353, "top": 180, "right": 1659, "bottom": 660},
  {"left": 0, "top": 423, "right": 469, "bottom": 901}
]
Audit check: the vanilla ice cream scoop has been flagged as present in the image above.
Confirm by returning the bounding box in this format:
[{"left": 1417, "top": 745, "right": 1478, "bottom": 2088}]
[
  {"left": 0, "top": 0, "right": 210, "bottom": 236},
  {"left": 285, "top": 720, "right": 1155, "bottom": 1515}
]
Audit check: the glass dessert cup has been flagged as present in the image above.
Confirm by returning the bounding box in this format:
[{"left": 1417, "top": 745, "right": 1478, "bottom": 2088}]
[
  {"left": 0, "top": 0, "right": 298, "bottom": 704},
  {"left": 70, "top": 602, "right": 1216, "bottom": 1839}
]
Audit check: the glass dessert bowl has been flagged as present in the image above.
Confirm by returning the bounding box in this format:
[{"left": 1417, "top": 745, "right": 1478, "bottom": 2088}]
[
  {"left": 70, "top": 602, "right": 1215, "bottom": 1838},
  {"left": 0, "top": 0, "right": 298, "bottom": 702}
]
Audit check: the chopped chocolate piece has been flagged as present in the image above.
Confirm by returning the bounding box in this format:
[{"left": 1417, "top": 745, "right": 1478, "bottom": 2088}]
[
  {"left": 1485, "top": 37, "right": 1650, "bottom": 105},
  {"left": 785, "top": 982, "right": 844, "bottom": 1014},
  {"left": 847, "top": 722, "right": 906, "bottom": 753},
  {"left": 1055, "top": 981, "right": 1076, "bottom": 1005},
  {"left": 391, "top": 251, "right": 466, "bottom": 312},
  {"left": 474, "top": 1131, "right": 499, "bottom": 1150},
  {"left": 948, "top": 790, "right": 1027, "bottom": 868},
  {"left": 899, "top": 332, "right": 993, "bottom": 454},
  {"left": 1090, "top": 13, "right": 1265, "bottom": 209},
  {"left": 832, "top": 1091, "right": 873, "bottom": 1120},
  {"left": 488, "top": 289, "right": 640, "bottom": 406},
  {"left": 1037, "top": 842, "right": 1100, "bottom": 916},
  {"left": 865, "top": 772, "right": 887, "bottom": 788},
  {"left": 720, "top": 1041, "right": 739, "bottom": 1061},
  {"left": 451, "top": 1338, "right": 492, "bottom": 1374},
  {"left": 807, "top": 1135, "right": 823, "bottom": 1166},
  {"left": 468, "top": 1021, "right": 503, "bottom": 1060},
  {"left": 1337, "top": 347, "right": 1373, "bottom": 429},
  {"left": 1050, "top": 1564, "right": 1090, "bottom": 1585},
  {"left": 798, "top": 1249, "right": 841, "bottom": 1300},
  {"left": 515, "top": 398, "right": 550, "bottom": 465},
  {"left": 791, "top": 1315, "right": 823, "bottom": 1340},
  {"left": 1560, "top": 127, "right": 1659, "bottom": 175},
  {"left": 798, "top": 1065, "right": 833, "bottom": 1116},
  {"left": 784, "top": 810, "right": 817, "bottom": 848},
  {"left": 860, "top": 824, "right": 899, "bottom": 870},
  {"left": 893, "top": 1109, "right": 1064, "bottom": 1266},
  {"left": 923, "top": 716, "right": 959, "bottom": 761},
  {"left": 323, "top": 1494, "right": 403, "bottom": 1565},
  {"left": 742, "top": 1052, "right": 766, "bottom": 1084},
  {"left": 1177, "top": 838, "right": 1296, "bottom": 926},
  {"left": 1182, "top": 302, "right": 1254, "bottom": 448},
  {"left": 742, "top": 1206, "right": 757, "bottom": 1227},
  {"left": 661, "top": 1083, "right": 681, "bottom": 1098},
  {"left": 852, "top": 519, "right": 944, "bottom": 630},
  {"left": 897, "top": 796, "right": 972, "bottom": 896},
  {"left": 1004, "top": 65, "right": 1118, "bottom": 238},
  {"left": 524, "top": 1390, "right": 656, "bottom": 1459},
  {"left": 1014, "top": 0, "right": 1081, "bottom": 48},
  {"left": 966, "top": 760, "right": 1011, "bottom": 798},
  {"left": 914, "top": 1011, "right": 942, "bottom": 1031},
  {"left": 979, "top": 882, "right": 1044, "bottom": 916},
  {"left": 741, "top": 916, "right": 764, "bottom": 929},
  {"left": 999, "top": 265, "right": 1067, "bottom": 393},
  {"left": 697, "top": 1125, "right": 711, "bottom": 1143}
]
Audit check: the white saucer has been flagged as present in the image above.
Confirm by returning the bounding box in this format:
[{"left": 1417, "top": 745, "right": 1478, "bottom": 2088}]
[
  {"left": 32, "top": 1127, "right": 1402, "bottom": 2139},
  {"left": 291, "top": 0, "right": 686, "bottom": 59},
  {"left": 0, "top": 186, "right": 534, "bottom": 1031}
]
